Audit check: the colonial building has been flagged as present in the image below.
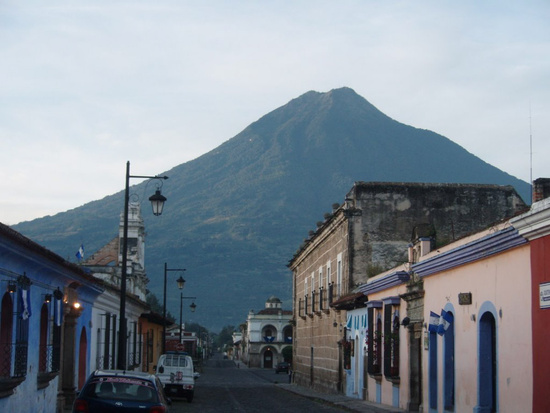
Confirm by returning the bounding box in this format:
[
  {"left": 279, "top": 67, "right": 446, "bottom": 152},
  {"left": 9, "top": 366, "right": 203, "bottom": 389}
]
[
  {"left": 241, "top": 296, "right": 293, "bottom": 368},
  {"left": 329, "top": 181, "right": 550, "bottom": 412},
  {"left": 289, "top": 181, "right": 527, "bottom": 395},
  {"left": 350, "top": 220, "right": 531, "bottom": 411},
  {"left": 0, "top": 222, "right": 103, "bottom": 413}
]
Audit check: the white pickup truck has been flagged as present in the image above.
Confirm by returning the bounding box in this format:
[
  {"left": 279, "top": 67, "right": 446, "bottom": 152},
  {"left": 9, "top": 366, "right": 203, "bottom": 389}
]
[{"left": 155, "top": 352, "right": 199, "bottom": 402}]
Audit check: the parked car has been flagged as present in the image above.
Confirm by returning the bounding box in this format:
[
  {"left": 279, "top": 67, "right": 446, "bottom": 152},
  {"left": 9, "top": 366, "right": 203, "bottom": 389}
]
[
  {"left": 155, "top": 352, "right": 197, "bottom": 402},
  {"left": 275, "top": 361, "right": 290, "bottom": 374},
  {"left": 72, "top": 369, "right": 171, "bottom": 413}
]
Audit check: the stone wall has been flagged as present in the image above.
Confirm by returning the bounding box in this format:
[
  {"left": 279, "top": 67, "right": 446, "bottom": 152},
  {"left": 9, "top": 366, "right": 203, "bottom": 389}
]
[{"left": 347, "top": 182, "right": 527, "bottom": 285}]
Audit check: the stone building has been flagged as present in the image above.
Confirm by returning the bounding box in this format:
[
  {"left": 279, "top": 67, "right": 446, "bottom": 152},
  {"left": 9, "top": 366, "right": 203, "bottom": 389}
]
[
  {"left": 241, "top": 296, "right": 293, "bottom": 369},
  {"left": 288, "top": 181, "right": 527, "bottom": 395}
]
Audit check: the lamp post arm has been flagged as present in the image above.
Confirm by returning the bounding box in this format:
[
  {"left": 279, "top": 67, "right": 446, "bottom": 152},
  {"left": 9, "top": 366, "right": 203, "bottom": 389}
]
[{"left": 129, "top": 174, "right": 169, "bottom": 180}]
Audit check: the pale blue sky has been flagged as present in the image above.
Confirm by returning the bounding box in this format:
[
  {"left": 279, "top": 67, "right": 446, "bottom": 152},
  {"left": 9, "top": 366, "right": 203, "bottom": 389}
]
[{"left": 1, "top": 1, "right": 549, "bottom": 225}]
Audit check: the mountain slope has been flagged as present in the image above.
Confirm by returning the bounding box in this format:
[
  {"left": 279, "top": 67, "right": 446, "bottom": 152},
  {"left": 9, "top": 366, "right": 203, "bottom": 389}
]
[{"left": 13, "top": 87, "right": 530, "bottom": 330}]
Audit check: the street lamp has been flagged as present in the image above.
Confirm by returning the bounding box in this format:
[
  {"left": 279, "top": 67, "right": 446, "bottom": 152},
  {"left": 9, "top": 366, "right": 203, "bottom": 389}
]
[
  {"left": 179, "top": 295, "right": 197, "bottom": 343},
  {"left": 117, "top": 161, "right": 168, "bottom": 371},
  {"left": 163, "top": 263, "right": 186, "bottom": 354}
]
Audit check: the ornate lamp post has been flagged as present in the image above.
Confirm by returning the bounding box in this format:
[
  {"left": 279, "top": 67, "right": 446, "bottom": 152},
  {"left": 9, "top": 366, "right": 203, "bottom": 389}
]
[
  {"left": 117, "top": 161, "right": 168, "bottom": 371},
  {"left": 179, "top": 295, "right": 197, "bottom": 343},
  {"left": 162, "top": 263, "right": 186, "bottom": 354}
]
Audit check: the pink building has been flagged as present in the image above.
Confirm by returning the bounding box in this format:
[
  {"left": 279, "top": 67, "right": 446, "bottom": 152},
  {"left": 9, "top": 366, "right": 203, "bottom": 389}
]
[{"left": 354, "top": 220, "right": 534, "bottom": 412}]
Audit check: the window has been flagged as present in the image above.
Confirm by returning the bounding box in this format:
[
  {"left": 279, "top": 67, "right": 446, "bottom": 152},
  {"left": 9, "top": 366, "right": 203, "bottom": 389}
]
[
  {"left": 336, "top": 253, "right": 343, "bottom": 297},
  {"left": 367, "top": 301, "right": 383, "bottom": 376},
  {"left": 14, "top": 284, "right": 31, "bottom": 378},
  {"left": 383, "top": 298, "right": 400, "bottom": 378},
  {"left": 318, "top": 267, "right": 323, "bottom": 292},
  {"left": 326, "top": 260, "right": 331, "bottom": 290},
  {"left": 51, "top": 291, "right": 63, "bottom": 373},
  {"left": 98, "top": 313, "right": 113, "bottom": 369},
  {"left": 39, "top": 303, "right": 49, "bottom": 372},
  {"left": 0, "top": 292, "right": 14, "bottom": 378}
]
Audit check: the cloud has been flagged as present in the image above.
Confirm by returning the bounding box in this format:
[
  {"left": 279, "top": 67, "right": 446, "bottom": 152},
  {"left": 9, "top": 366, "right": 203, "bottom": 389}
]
[{"left": 1, "top": 0, "right": 549, "bottom": 224}]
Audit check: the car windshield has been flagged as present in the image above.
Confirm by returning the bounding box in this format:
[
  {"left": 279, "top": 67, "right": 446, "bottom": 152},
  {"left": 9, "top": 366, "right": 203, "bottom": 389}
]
[{"left": 84, "top": 377, "right": 159, "bottom": 402}]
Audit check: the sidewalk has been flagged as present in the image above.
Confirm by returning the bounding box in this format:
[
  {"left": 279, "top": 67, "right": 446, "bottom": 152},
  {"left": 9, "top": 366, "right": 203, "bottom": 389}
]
[
  {"left": 233, "top": 359, "right": 404, "bottom": 413},
  {"left": 276, "top": 382, "right": 404, "bottom": 413}
]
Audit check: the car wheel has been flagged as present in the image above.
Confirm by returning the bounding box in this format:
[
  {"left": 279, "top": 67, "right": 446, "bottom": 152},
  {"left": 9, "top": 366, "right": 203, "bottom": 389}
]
[{"left": 187, "top": 394, "right": 194, "bottom": 403}]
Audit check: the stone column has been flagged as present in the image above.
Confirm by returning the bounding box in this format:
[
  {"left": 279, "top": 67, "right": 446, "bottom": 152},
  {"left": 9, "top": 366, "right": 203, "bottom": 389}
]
[
  {"left": 401, "top": 283, "right": 425, "bottom": 412},
  {"left": 57, "top": 300, "right": 83, "bottom": 412}
]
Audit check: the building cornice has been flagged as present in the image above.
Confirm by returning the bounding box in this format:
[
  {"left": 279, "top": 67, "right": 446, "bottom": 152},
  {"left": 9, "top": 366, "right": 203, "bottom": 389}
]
[
  {"left": 412, "top": 226, "right": 526, "bottom": 278},
  {"left": 511, "top": 198, "right": 550, "bottom": 240},
  {"left": 288, "top": 209, "right": 347, "bottom": 269},
  {"left": 357, "top": 271, "right": 410, "bottom": 295}
]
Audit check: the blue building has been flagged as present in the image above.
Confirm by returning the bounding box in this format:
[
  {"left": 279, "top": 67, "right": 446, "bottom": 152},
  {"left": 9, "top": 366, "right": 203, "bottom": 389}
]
[{"left": 0, "top": 222, "right": 103, "bottom": 413}]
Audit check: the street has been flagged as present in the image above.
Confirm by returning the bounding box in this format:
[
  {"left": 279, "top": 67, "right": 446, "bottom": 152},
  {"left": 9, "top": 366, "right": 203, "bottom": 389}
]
[{"left": 168, "top": 354, "right": 347, "bottom": 413}]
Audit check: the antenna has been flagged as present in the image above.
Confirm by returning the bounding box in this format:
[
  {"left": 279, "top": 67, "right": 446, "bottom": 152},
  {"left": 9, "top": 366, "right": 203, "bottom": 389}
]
[{"left": 530, "top": 103, "right": 533, "bottom": 202}]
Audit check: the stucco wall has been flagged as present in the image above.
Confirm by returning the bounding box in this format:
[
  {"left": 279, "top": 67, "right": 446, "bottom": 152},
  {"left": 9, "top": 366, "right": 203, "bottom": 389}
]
[
  {"left": 422, "top": 244, "right": 532, "bottom": 412},
  {"left": 360, "top": 283, "right": 410, "bottom": 409}
]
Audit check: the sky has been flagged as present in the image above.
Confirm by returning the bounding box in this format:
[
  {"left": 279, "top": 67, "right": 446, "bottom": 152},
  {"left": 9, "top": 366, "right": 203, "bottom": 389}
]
[{"left": 1, "top": 1, "right": 549, "bottom": 225}]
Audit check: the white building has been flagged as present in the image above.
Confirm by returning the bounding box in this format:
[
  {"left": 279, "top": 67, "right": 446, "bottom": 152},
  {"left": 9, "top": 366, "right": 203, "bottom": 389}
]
[
  {"left": 83, "top": 203, "right": 150, "bottom": 372},
  {"left": 241, "top": 296, "right": 293, "bottom": 368}
]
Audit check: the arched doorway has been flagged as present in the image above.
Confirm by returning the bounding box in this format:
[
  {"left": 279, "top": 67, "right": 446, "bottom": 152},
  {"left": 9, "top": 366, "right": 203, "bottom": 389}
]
[
  {"left": 478, "top": 311, "right": 497, "bottom": 412},
  {"left": 78, "top": 327, "right": 88, "bottom": 389},
  {"left": 263, "top": 348, "right": 273, "bottom": 368}
]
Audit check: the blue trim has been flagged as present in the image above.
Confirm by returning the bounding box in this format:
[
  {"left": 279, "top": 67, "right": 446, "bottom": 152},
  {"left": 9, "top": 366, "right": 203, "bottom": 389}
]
[
  {"left": 358, "top": 271, "right": 410, "bottom": 295},
  {"left": 366, "top": 300, "right": 383, "bottom": 309},
  {"left": 413, "top": 227, "right": 526, "bottom": 278},
  {"left": 429, "top": 332, "right": 438, "bottom": 411},
  {"left": 382, "top": 296, "right": 401, "bottom": 306},
  {"left": 392, "top": 384, "right": 400, "bottom": 407}
]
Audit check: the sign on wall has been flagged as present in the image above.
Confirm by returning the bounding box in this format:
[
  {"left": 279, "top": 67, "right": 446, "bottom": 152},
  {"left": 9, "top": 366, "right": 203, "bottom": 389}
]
[{"left": 540, "top": 282, "right": 550, "bottom": 309}]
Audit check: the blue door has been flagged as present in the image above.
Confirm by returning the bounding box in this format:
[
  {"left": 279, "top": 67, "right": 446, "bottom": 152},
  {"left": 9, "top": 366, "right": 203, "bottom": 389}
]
[{"left": 477, "top": 312, "right": 497, "bottom": 413}]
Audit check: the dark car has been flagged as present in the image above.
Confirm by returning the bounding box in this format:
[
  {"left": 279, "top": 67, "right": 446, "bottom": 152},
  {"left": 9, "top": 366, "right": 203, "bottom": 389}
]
[
  {"left": 73, "top": 369, "right": 171, "bottom": 413},
  {"left": 275, "top": 362, "right": 290, "bottom": 374}
]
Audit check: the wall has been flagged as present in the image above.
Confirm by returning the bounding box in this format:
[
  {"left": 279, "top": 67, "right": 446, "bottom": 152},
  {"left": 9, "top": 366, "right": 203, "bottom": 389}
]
[
  {"left": 290, "top": 209, "right": 349, "bottom": 393},
  {"left": 347, "top": 182, "right": 526, "bottom": 285},
  {"left": 421, "top": 240, "right": 531, "bottom": 412}
]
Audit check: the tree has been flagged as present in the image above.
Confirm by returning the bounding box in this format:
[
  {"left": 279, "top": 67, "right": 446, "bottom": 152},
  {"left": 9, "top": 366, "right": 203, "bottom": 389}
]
[
  {"left": 215, "top": 325, "right": 235, "bottom": 351},
  {"left": 282, "top": 346, "right": 293, "bottom": 363},
  {"left": 146, "top": 291, "right": 175, "bottom": 322}
]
